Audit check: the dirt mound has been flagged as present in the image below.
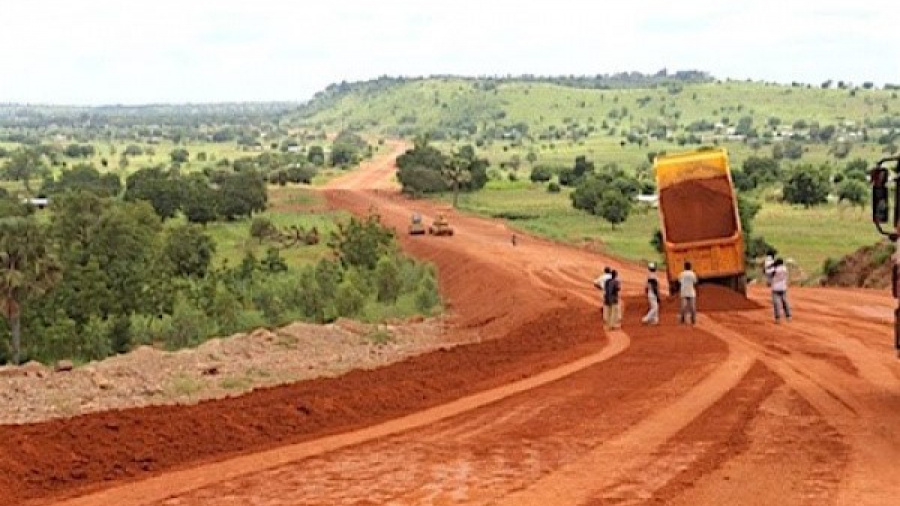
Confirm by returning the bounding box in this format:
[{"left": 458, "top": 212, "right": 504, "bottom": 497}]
[
  {"left": 626, "top": 284, "right": 761, "bottom": 318},
  {"left": 659, "top": 176, "right": 737, "bottom": 243},
  {"left": 0, "top": 191, "right": 606, "bottom": 506},
  {"left": 821, "top": 242, "right": 893, "bottom": 289},
  {"left": 0, "top": 319, "right": 444, "bottom": 425}
]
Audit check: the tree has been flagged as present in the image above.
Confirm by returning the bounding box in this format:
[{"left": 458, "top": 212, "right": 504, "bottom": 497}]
[
  {"left": 442, "top": 153, "right": 473, "bottom": 208},
  {"left": 783, "top": 164, "right": 831, "bottom": 207},
  {"left": 216, "top": 170, "right": 267, "bottom": 220},
  {"left": 837, "top": 179, "right": 867, "bottom": 207},
  {"left": 42, "top": 163, "right": 121, "bottom": 197},
  {"left": 170, "top": 148, "right": 190, "bottom": 164},
  {"left": 0, "top": 218, "right": 61, "bottom": 364},
  {"left": 2, "top": 148, "right": 49, "bottom": 196},
  {"left": 125, "top": 167, "right": 182, "bottom": 220},
  {"left": 164, "top": 224, "right": 215, "bottom": 278},
  {"left": 307, "top": 146, "right": 325, "bottom": 166},
  {"left": 530, "top": 166, "right": 554, "bottom": 183},
  {"left": 328, "top": 212, "right": 395, "bottom": 270},
  {"left": 595, "top": 190, "right": 631, "bottom": 229},
  {"left": 123, "top": 144, "right": 144, "bottom": 157},
  {"left": 182, "top": 175, "right": 219, "bottom": 226},
  {"left": 742, "top": 156, "right": 781, "bottom": 188}
]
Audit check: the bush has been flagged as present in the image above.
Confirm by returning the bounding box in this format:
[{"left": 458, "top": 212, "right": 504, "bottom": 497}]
[
  {"left": 163, "top": 296, "right": 217, "bottom": 350},
  {"left": 335, "top": 281, "right": 366, "bottom": 317},
  {"left": 530, "top": 166, "right": 554, "bottom": 182},
  {"left": 260, "top": 247, "right": 288, "bottom": 273},
  {"left": 837, "top": 179, "right": 867, "bottom": 206},
  {"left": 783, "top": 165, "right": 831, "bottom": 207},
  {"left": 414, "top": 274, "right": 441, "bottom": 313},
  {"left": 109, "top": 314, "right": 133, "bottom": 355},
  {"left": 375, "top": 256, "right": 402, "bottom": 303},
  {"left": 650, "top": 229, "right": 664, "bottom": 253},
  {"left": 822, "top": 257, "right": 841, "bottom": 277},
  {"left": 250, "top": 217, "right": 278, "bottom": 242},
  {"left": 547, "top": 181, "right": 561, "bottom": 193}
]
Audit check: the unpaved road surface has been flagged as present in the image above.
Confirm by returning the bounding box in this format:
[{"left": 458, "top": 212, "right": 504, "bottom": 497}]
[{"left": 4, "top": 141, "right": 900, "bottom": 506}]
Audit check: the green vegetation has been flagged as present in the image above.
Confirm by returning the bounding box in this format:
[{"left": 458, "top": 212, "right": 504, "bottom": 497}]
[{"left": 0, "top": 183, "right": 440, "bottom": 365}]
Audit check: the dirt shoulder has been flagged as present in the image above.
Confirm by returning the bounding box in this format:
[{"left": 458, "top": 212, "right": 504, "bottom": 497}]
[{"left": 0, "top": 318, "right": 446, "bottom": 426}]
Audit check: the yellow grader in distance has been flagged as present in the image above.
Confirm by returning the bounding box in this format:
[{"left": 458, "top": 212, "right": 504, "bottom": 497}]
[{"left": 428, "top": 213, "right": 454, "bottom": 236}]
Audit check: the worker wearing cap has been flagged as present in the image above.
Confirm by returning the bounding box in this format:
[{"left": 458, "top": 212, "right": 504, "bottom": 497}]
[{"left": 642, "top": 262, "right": 660, "bottom": 325}]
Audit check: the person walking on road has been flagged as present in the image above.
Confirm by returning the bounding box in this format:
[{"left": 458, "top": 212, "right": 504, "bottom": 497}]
[
  {"left": 678, "top": 261, "right": 698, "bottom": 325},
  {"left": 594, "top": 266, "right": 612, "bottom": 326},
  {"left": 771, "top": 258, "right": 792, "bottom": 323},
  {"left": 642, "top": 263, "right": 660, "bottom": 325},
  {"left": 603, "top": 270, "right": 622, "bottom": 330}
]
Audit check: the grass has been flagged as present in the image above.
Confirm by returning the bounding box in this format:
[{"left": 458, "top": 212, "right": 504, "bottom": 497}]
[
  {"left": 449, "top": 183, "right": 660, "bottom": 263},
  {"left": 753, "top": 202, "right": 875, "bottom": 279},
  {"left": 167, "top": 374, "right": 204, "bottom": 397},
  {"left": 441, "top": 182, "right": 880, "bottom": 279},
  {"left": 198, "top": 185, "right": 344, "bottom": 270},
  {"left": 366, "top": 327, "right": 394, "bottom": 345},
  {"left": 220, "top": 376, "right": 254, "bottom": 391}
]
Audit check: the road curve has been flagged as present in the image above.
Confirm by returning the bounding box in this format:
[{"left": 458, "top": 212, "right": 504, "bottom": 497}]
[{"left": 28, "top": 141, "right": 900, "bottom": 505}]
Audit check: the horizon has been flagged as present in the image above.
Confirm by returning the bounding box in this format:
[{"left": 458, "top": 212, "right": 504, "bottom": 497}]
[
  {"left": 1, "top": 0, "right": 896, "bottom": 106},
  {"left": 0, "top": 72, "right": 887, "bottom": 109}
]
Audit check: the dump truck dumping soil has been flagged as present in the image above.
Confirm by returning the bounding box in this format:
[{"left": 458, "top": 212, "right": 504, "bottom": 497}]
[{"left": 658, "top": 176, "right": 737, "bottom": 244}]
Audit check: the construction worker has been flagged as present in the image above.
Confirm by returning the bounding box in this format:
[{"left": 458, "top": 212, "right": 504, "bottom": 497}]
[
  {"left": 642, "top": 262, "right": 660, "bottom": 325},
  {"left": 763, "top": 250, "right": 776, "bottom": 287},
  {"left": 604, "top": 270, "right": 622, "bottom": 330},
  {"left": 678, "top": 261, "right": 698, "bottom": 325},
  {"left": 771, "top": 258, "right": 792, "bottom": 323},
  {"left": 594, "top": 266, "right": 612, "bottom": 326}
]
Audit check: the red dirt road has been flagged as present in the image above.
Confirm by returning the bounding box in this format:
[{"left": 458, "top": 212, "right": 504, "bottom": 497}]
[{"left": 6, "top": 142, "right": 900, "bottom": 505}]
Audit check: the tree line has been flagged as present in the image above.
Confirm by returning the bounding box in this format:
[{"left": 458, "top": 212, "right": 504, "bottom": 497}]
[{"left": 0, "top": 196, "right": 440, "bottom": 365}]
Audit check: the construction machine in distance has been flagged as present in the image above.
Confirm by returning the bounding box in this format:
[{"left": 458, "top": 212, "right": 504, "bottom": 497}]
[
  {"left": 654, "top": 147, "right": 746, "bottom": 295},
  {"left": 409, "top": 213, "right": 426, "bottom": 235},
  {"left": 428, "top": 214, "right": 454, "bottom": 236}
]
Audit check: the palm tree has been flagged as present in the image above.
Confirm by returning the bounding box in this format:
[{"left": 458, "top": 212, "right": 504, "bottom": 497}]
[{"left": 0, "top": 218, "right": 61, "bottom": 364}]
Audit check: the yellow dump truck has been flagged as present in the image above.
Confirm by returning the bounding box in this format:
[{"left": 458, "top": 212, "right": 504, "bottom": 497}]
[{"left": 654, "top": 148, "right": 746, "bottom": 295}]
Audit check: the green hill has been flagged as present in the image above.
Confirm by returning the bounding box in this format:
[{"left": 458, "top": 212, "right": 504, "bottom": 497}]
[{"left": 293, "top": 75, "right": 899, "bottom": 170}]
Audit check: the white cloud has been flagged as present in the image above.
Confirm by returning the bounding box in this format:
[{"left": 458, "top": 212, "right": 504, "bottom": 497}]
[{"left": 0, "top": 0, "right": 897, "bottom": 104}]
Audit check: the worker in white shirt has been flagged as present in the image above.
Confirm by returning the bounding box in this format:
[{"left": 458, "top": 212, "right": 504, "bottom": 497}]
[{"left": 771, "top": 258, "right": 792, "bottom": 323}]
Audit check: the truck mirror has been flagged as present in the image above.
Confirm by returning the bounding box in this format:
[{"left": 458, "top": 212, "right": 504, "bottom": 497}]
[{"left": 872, "top": 167, "right": 890, "bottom": 224}]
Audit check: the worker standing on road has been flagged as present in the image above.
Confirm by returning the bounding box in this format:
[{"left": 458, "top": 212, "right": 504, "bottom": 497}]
[
  {"left": 594, "top": 266, "right": 612, "bottom": 326},
  {"left": 771, "top": 258, "right": 792, "bottom": 323},
  {"left": 678, "top": 261, "right": 698, "bottom": 325},
  {"left": 763, "top": 250, "right": 776, "bottom": 287},
  {"left": 642, "top": 263, "right": 660, "bottom": 325},
  {"left": 603, "top": 270, "right": 622, "bottom": 330}
]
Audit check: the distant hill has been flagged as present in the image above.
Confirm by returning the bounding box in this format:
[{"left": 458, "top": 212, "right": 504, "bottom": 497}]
[{"left": 290, "top": 74, "right": 900, "bottom": 148}]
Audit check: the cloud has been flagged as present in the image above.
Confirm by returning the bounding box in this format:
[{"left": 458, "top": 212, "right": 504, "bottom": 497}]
[{"left": 0, "top": 0, "right": 897, "bottom": 104}]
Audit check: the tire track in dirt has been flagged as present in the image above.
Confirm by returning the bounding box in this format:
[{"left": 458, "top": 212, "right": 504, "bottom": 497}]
[
  {"left": 138, "top": 324, "right": 727, "bottom": 506},
  {"left": 705, "top": 310, "right": 900, "bottom": 506}
]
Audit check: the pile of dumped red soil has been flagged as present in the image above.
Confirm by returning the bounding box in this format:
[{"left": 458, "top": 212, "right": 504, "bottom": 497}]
[
  {"left": 0, "top": 270, "right": 604, "bottom": 505},
  {"left": 625, "top": 284, "right": 761, "bottom": 318},
  {"left": 659, "top": 176, "right": 737, "bottom": 243},
  {"left": 821, "top": 242, "right": 893, "bottom": 289}
]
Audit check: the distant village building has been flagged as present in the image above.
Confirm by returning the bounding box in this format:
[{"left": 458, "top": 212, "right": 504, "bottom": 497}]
[{"left": 23, "top": 197, "right": 50, "bottom": 209}]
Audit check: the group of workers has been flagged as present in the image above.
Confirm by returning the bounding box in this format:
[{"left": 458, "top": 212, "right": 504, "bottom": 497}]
[{"left": 594, "top": 253, "right": 791, "bottom": 328}]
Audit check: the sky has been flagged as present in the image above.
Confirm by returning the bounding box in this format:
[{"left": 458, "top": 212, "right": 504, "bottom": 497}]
[{"left": 1, "top": 0, "right": 897, "bottom": 105}]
